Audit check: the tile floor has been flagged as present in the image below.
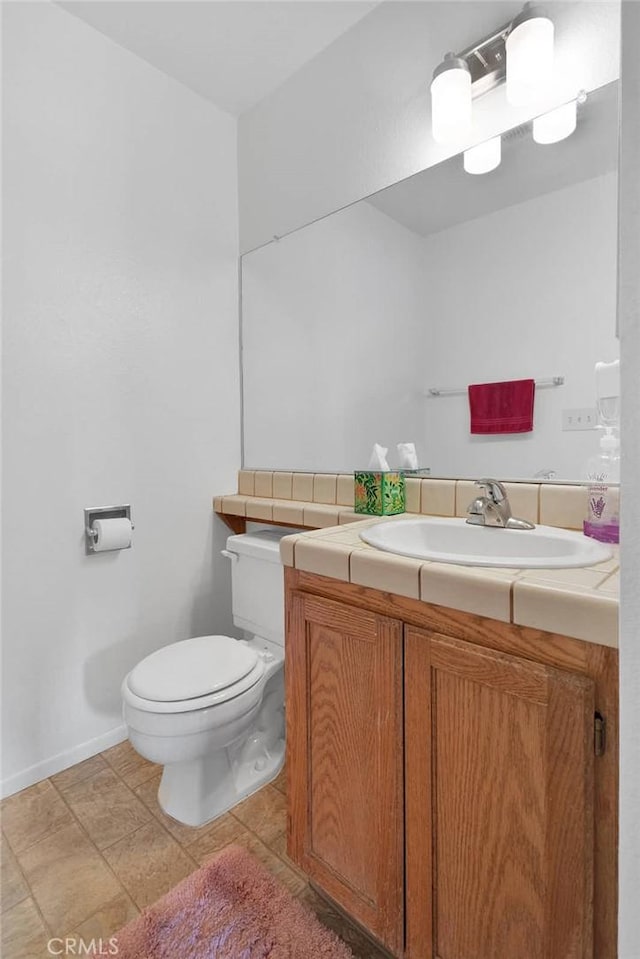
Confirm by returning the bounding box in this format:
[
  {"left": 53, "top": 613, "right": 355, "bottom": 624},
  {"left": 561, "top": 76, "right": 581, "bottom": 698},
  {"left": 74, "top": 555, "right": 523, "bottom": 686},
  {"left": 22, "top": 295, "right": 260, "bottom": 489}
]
[{"left": 1, "top": 742, "right": 390, "bottom": 959}]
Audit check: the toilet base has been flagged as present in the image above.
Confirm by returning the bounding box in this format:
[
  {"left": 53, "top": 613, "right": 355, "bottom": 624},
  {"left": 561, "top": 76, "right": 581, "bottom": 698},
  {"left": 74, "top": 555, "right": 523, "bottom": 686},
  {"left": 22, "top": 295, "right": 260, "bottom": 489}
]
[
  {"left": 127, "top": 644, "right": 287, "bottom": 828},
  {"left": 157, "top": 735, "right": 285, "bottom": 827}
]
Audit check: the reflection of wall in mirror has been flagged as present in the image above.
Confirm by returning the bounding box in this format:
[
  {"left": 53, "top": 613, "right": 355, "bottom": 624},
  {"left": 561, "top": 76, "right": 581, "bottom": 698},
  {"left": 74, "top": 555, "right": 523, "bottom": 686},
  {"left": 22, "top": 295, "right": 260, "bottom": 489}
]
[
  {"left": 242, "top": 200, "right": 427, "bottom": 472},
  {"left": 242, "top": 170, "right": 619, "bottom": 479},
  {"left": 421, "top": 171, "right": 619, "bottom": 480}
]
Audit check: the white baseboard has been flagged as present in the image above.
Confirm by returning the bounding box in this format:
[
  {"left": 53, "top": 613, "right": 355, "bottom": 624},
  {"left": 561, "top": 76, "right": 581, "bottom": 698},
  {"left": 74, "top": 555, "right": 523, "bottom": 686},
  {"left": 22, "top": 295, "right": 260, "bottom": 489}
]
[{"left": 1, "top": 725, "right": 128, "bottom": 799}]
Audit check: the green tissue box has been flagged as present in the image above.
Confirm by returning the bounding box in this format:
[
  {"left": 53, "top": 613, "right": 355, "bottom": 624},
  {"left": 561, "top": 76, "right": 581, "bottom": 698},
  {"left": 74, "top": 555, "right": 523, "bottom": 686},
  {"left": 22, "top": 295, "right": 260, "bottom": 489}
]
[{"left": 354, "top": 471, "right": 406, "bottom": 516}]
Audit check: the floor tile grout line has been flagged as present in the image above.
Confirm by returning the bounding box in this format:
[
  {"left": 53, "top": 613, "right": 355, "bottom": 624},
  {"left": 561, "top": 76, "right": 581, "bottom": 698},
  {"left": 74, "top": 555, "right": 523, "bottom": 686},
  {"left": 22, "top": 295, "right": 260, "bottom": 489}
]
[
  {"left": 50, "top": 755, "right": 110, "bottom": 794},
  {"left": 45, "top": 776, "right": 137, "bottom": 935},
  {"left": 0, "top": 883, "right": 31, "bottom": 917},
  {"left": 99, "top": 743, "right": 161, "bottom": 788},
  {"left": 50, "top": 774, "right": 203, "bottom": 924},
  {"left": 2, "top": 894, "right": 54, "bottom": 948},
  {"left": 63, "top": 889, "right": 141, "bottom": 940},
  {"left": 99, "top": 749, "right": 160, "bottom": 792},
  {"left": 126, "top": 775, "right": 239, "bottom": 863},
  {"left": 58, "top": 759, "right": 165, "bottom": 855},
  {"left": 223, "top": 807, "right": 301, "bottom": 881},
  {"left": 130, "top": 773, "right": 285, "bottom": 858},
  {"left": 1, "top": 792, "right": 81, "bottom": 862},
  {"left": 98, "top": 819, "right": 203, "bottom": 913},
  {"left": 2, "top": 796, "right": 59, "bottom": 939},
  {"left": 1, "top": 827, "right": 52, "bottom": 936},
  {"left": 4, "top": 766, "right": 287, "bottom": 866},
  {"left": 175, "top": 798, "right": 290, "bottom": 873},
  {"left": 88, "top": 794, "right": 208, "bottom": 900},
  {"left": 97, "top": 813, "right": 178, "bottom": 857}
]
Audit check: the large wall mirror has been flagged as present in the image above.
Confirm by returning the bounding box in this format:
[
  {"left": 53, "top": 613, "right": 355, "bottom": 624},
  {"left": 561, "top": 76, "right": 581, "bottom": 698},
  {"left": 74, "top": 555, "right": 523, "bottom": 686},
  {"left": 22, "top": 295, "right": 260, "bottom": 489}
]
[{"left": 241, "top": 81, "right": 619, "bottom": 481}]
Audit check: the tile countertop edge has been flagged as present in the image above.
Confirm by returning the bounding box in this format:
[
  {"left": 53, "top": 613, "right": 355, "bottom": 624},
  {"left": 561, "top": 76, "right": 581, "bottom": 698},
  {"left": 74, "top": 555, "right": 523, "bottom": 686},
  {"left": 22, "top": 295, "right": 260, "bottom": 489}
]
[
  {"left": 277, "top": 521, "right": 619, "bottom": 650},
  {"left": 213, "top": 494, "right": 619, "bottom": 649}
]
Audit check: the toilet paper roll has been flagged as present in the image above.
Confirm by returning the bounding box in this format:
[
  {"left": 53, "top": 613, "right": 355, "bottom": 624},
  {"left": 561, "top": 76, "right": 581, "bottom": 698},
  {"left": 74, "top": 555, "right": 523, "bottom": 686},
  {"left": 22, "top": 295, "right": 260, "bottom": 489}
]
[{"left": 92, "top": 517, "right": 132, "bottom": 552}]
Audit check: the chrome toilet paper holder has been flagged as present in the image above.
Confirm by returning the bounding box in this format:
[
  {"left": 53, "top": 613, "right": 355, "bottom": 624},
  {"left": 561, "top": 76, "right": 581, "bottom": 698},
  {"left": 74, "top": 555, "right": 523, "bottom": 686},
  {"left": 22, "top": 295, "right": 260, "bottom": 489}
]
[{"left": 84, "top": 504, "right": 134, "bottom": 554}]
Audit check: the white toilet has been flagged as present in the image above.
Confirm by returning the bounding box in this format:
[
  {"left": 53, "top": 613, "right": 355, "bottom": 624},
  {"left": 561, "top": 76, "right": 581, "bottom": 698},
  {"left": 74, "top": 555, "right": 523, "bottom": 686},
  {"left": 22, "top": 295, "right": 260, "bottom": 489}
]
[{"left": 122, "top": 527, "right": 293, "bottom": 827}]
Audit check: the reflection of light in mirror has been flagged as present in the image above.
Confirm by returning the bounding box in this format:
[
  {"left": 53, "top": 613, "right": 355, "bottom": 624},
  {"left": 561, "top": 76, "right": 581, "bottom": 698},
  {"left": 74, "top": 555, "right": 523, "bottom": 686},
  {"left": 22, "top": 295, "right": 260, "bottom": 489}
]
[
  {"left": 533, "top": 100, "right": 577, "bottom": 143},
  {"left": 430, "top": 55, "right": 471, "bottom": 144},
  {"left": 506, "top": 4, "right": 554, "bottom": 106},
  {"left": 463, "top": 136, "right": 501, "bottom": 175}
]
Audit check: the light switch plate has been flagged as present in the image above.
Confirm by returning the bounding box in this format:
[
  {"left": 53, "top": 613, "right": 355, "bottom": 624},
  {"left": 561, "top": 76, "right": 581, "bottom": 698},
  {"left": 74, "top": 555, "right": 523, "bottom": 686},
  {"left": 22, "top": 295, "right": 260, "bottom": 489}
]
[{"left": 562, "top": 408, "right": 599, "bottom": 431}]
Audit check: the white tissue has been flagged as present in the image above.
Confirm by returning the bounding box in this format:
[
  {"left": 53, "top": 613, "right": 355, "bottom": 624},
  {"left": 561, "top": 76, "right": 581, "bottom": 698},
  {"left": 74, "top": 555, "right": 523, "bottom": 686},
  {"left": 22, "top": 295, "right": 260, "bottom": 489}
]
[
  {"left": 397, "top": 443, "right": 419, "bottom": 470},
  {"left": 92, "top": 518, "right": 133, "bottom": 552},
  {"left": 368, "top": 443, "right": 390, "bottom": 471}
]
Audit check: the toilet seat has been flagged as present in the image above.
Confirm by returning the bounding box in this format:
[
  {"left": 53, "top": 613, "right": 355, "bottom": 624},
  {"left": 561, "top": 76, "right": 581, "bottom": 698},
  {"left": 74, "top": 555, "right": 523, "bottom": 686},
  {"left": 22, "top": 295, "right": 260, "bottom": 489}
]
[{"left": 123, "top": 635, "right": 266, "bottom": 714}]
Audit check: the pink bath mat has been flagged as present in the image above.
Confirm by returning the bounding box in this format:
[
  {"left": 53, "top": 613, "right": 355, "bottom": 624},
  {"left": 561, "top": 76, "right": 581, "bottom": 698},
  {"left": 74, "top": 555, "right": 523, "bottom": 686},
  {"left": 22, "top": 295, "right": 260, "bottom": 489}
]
[{"left": 112, "top": 844, "right": 355, "bottom": 959}]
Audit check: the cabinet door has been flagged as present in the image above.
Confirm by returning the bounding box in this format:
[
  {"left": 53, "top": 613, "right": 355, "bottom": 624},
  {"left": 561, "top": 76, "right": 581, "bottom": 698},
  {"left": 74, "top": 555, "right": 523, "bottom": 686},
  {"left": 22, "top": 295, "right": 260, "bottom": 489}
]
[
  {"left": 405, "top": 627, "right": 595, "bottom": 959},
  {"left": 287, "top": 592, "right": 404, "bottom": 954}
]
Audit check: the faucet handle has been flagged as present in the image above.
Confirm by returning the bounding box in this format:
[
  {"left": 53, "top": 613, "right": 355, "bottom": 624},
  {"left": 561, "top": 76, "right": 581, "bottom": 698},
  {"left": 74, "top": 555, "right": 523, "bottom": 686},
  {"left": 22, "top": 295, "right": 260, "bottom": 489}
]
[{"left": 475, "top": 478, "right": 507, "bottom": 503}]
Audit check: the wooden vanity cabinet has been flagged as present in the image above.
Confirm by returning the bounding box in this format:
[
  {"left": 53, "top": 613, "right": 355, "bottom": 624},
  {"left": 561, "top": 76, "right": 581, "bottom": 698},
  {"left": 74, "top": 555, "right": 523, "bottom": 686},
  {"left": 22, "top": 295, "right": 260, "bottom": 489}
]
[
  {"left": 285, "top": 568, "right": 618, "bottom": 959},
  {"left": 286, "top": 591, "right": 404, "bottom": 954}
]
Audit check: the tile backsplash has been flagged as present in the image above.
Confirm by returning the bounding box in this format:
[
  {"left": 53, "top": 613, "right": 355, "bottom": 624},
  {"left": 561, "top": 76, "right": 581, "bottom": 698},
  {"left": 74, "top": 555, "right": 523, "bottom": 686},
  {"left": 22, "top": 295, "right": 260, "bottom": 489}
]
[{"left": 232, "top": 470, "right": 598, "bottom": 531}]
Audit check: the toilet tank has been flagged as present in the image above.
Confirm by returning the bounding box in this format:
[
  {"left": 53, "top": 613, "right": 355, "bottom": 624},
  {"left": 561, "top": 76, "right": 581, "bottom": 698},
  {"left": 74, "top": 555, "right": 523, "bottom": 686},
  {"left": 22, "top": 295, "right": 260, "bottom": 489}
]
[{"left": 224, "top": 528, "right": 296, "bottom": 646}]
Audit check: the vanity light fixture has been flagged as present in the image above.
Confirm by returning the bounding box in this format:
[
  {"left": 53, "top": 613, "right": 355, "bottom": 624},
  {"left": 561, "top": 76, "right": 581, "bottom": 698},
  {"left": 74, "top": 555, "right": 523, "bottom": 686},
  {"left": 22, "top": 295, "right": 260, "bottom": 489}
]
[
  {"left": 430, "top": 53, "right": 472, "bottom": 144},
  {"left": 463, "top": 136, "right": 501, "bottom": 174},
  {"left": 431, "top": 2, "right": 555, "bottom": 144},
  {"left": 506, "top": 3, "right": 554, "bottom": 106}
]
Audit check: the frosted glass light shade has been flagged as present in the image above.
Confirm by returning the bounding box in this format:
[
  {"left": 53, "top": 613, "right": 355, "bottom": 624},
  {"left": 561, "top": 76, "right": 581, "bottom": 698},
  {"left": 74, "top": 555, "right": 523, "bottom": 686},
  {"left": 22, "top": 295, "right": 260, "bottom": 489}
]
[
  {"left": 533, "top": 100, "right": 577, "bottom": 143},
  {"left": 431, "top": 56, "right": 472, "bottom": 144},
  {"left": 464, "top": 136, "right": 501, "bottom": 175},
  {"left": 506, "top": 5, "right": 554, "bottom": 106}
]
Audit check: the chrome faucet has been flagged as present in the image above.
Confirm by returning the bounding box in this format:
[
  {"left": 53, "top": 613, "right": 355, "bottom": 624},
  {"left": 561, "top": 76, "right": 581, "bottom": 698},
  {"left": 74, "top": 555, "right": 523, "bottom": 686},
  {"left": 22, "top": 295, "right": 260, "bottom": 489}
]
[{"left": 466, "top": 479, "right": 535, "bottom": 530}]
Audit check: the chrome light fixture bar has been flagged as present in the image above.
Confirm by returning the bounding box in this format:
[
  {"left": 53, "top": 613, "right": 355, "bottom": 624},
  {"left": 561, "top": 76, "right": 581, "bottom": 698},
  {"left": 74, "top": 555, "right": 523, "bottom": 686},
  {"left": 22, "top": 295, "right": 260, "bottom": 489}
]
[{"left": 456, "top": 21, "right": 512, "bottom": 98}]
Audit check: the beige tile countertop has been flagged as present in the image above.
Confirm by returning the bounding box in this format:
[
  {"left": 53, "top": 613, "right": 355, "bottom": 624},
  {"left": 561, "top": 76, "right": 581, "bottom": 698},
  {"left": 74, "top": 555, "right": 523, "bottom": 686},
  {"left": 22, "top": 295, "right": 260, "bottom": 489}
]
[{"left": 279, "top": 516, "right": 619, "bottom": 649}]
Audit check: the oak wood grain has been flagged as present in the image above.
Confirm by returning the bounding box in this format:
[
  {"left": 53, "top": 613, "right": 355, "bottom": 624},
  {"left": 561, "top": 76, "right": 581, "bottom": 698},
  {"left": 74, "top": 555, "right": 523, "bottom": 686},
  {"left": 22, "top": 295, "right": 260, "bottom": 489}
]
[
  {"left": 215, "top": 513, "right": 246, "bottom": 534},
  {"left": 286, "top": 590, "right": 404, "bottom": 954},
  {"left": 584, "top": 643, "right": 618, "bottom": 959},
  {"left": 405, "top": 627, "right": 594, "bottom": 959},
  {"left": 215, "top": 510, "right": 312, "bottom": 534},
  {"left": 287, "top": 568, "right": 592, "bottom": 672}
]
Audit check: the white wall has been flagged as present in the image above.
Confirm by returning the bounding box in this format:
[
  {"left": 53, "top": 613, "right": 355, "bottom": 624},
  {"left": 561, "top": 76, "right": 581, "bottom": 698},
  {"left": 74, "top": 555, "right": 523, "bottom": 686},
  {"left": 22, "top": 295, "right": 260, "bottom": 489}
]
[
  {"left": 238, "top": 0, "right": 620, "bottom": 253},
  {"left": 618, "top": 3, "right": 640, "bottom": 955},
  {"left": 1, "top": 2, "right": 239, "bottom": 795},
  {"left": 242, "top": 201, "right": 427, "bottom": 471},
  {"left": 422, "top": 173, "right": 619, "bottom": 479}
]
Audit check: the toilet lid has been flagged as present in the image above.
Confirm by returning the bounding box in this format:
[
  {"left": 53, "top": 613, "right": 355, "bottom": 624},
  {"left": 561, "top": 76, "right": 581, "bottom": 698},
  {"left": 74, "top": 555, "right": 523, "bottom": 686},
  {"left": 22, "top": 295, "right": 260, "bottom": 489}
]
[{"left": 127, "top": 636, "right": 259, "bottom": 703}]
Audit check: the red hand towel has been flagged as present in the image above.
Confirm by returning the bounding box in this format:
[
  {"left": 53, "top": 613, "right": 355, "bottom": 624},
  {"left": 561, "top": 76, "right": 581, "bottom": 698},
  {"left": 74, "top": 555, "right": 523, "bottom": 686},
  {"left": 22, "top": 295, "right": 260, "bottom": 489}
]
[{"left": 468, "top": 379, "right": 535, "bottom": 434}]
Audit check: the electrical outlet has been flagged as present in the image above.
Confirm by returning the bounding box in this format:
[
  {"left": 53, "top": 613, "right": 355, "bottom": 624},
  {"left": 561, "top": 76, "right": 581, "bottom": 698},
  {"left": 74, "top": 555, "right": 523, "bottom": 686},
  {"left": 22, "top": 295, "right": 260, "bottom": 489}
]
[{"left": 562, "top": 408, "right": 599, "bottom": 431}]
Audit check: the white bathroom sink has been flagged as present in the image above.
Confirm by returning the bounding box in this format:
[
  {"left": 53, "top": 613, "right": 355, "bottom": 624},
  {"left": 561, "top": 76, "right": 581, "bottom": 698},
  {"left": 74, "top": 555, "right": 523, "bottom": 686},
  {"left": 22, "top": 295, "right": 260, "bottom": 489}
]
[{"left": 359, "top": 516, "right": 612, "bottom": 569}]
